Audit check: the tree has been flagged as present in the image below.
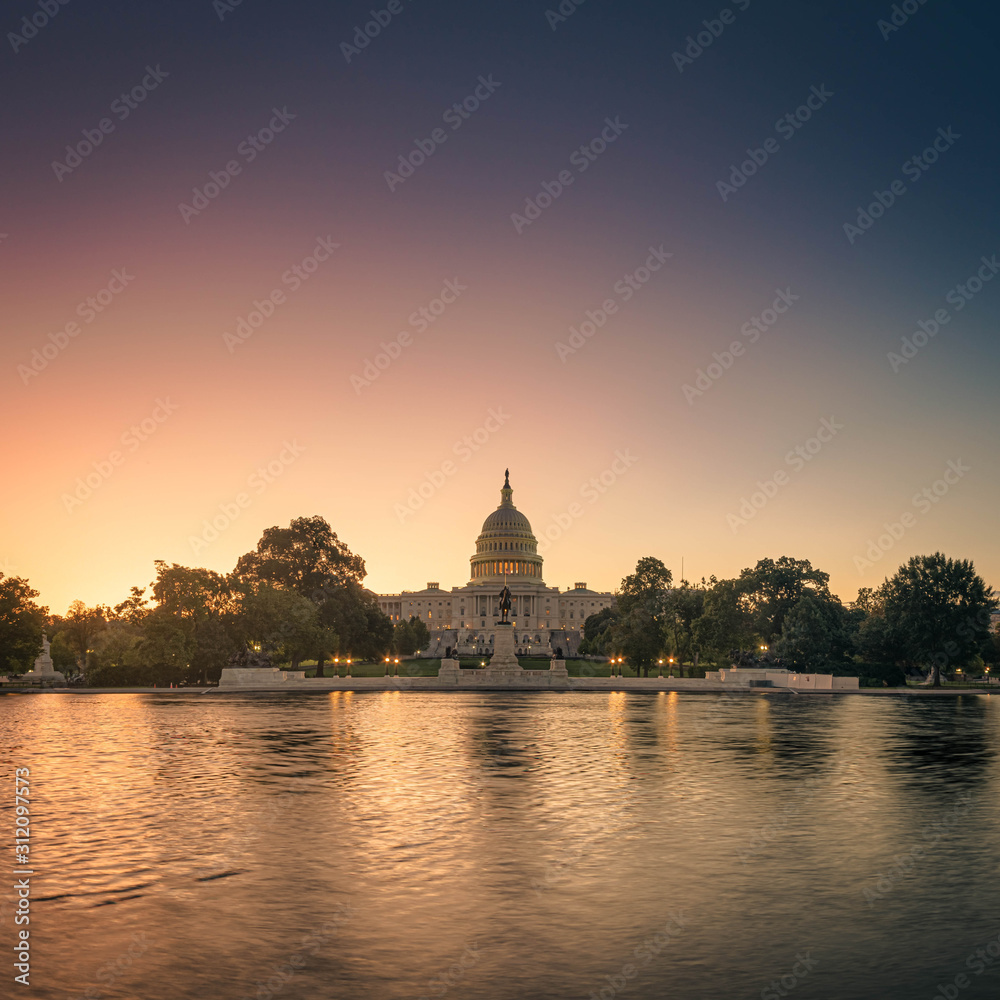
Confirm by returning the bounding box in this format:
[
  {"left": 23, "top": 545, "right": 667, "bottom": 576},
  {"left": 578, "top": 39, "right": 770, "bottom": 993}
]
[
  {"left": 236, "top": 584, "right": 334, "bottom": 669},
  {"left": 235, "top": 517, "right": 372, "bottom": 676},
  {"left": 880, "top": 553, "right": 996, "bottom": 686},
  {"left": 582, "top": 606, "right": 618, "bottom": 656},
  {"left": 584, "top": 606, "right": 617, "bottom": 644},
  {"left": 388, "top": 616, "right": 427, "bottom": 657},
  {"left": 88, "top": 620, "right": 146, "bottom": 685},
  {"left": 408, "top": 615, "right": 429, "bottom": 651},
  {"left": 0, "top": 574, "right": 47, "bottom": 674},
  {"left": 665, "top": 580, "right": 706, "bottom": 670},
  {"left": 317, "top": 582, "right": 393, "bottom": 664},
  {"left": 982, "top": 622, "right": 1000, "bottom": 673},
  {"left": 77, "top": 588, "right": 151, "bottom": 683},
  {"left": 853, "top": 582, "right": 898, "bottom": 667},
  {"left": 852, "top": 586, "right": 883, "bottom": 615},
  {"left": 693, "top": 578, "right": 757, "bottom": 665},
  {"left": 136, "top": 561, "right": 239, "bottom": 685},
  {"left": 48, "top": 631, "right": 77, "bottom": 673},
  {"left": 113, "top": 586, "right": 150, "bottom": 624},
  {"left": 393, "top": 620, "right": 418, "bottom": 656},
  {"left": 58, "top": 600, "right": 109, "bottom": 672},
  {"left": 774, "top": 594, "right": 855, "bottom": 671},
  {"left": 620, "top": 557, "right": 673, "bottom": 605},
  {"left": 737, "top": 557, "right": 832, "bottom": 644},
  {"left": 235, "top": 516, "right": 365, "bottom": 598},
  {"left": 611, "top": 557, "right": 672, "bottom": 676},
  {"left": 612, "top": 602, "right": 664, "bottom": 676}
]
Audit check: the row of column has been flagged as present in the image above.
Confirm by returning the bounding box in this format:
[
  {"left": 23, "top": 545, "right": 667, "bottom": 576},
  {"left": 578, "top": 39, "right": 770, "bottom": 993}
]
[{"left": 472, "top": 561, "right": 540, "bottom": 578}]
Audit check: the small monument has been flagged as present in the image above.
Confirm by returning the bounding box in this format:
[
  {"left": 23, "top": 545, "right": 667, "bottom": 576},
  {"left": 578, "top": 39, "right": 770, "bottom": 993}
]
[
  {"left": 227, "top": 647, "right": 273, "bottom": 668},
  {"left": 23, "top": 635, "right": 66, "bottom": 686},
  {"left": 218, "top": 645, "right": 303, "bottom": 687}
]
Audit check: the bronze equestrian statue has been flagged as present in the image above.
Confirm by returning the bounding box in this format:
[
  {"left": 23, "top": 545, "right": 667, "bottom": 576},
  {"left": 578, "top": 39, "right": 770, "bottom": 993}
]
[{"left": 498, "top": 584, "right": 512, "bottom": 624}]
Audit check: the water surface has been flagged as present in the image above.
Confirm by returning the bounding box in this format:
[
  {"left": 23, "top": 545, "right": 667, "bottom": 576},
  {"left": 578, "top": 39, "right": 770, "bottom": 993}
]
[{"left": 3, "top": 690, "right": 999, "bottom": 999}]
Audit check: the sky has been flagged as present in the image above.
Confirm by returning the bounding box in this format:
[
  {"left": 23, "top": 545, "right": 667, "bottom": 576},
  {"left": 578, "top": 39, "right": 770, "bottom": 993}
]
[{"left": 2, "top": 0, "right": 998, "bottom": 615}]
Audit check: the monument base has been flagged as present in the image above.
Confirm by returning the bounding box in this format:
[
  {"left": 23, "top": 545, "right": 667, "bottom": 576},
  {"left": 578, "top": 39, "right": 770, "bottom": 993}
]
[
  {"left": 438, "top": 658, "right": 461, "bottom": 683},
  {"left": 549, "top": 659, "right": 568, "bottom": 678},
  {"left": 483, "top": 623, "right": 523, "bottom": 676},
  {"left": 22, "top": 668, "right": 66, "bottom": 685}
]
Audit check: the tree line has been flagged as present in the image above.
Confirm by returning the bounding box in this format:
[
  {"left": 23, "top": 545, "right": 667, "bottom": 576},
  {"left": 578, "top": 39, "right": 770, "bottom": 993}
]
[
  {"left": 1, "top": 528, "right": 995, "bottom": 688},
  {"left": 0, "top": 516, "right": 428, "bottom": 686},
  {"left": 580, "top": 554, "right": 998, "bottom": 687}
]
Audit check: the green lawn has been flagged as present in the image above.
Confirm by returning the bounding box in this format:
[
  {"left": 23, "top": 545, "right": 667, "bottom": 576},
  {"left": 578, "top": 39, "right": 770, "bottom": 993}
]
[{"left": 289, "top": 658, "right": 693, "bottom": 679}]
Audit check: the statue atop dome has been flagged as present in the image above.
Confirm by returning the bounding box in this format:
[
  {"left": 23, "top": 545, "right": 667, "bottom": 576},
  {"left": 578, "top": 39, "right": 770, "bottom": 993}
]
[{"left": 500, "top": 469, "right": 513, "bottom": 506}]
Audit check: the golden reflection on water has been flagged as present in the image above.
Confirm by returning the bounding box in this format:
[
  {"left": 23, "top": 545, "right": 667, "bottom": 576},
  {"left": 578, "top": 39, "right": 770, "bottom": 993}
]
[
  {"left": 663, "top": 690, "right": 680, "bottom": 755},
  {"left": 605, "top": 690, "right": 628, "bottom": 769},
  {"left": 753, "top": 693, "right": 773, "bottom": 755}
]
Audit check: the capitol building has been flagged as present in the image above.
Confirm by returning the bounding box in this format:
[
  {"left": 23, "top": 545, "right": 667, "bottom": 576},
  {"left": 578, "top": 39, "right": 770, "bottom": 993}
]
[{"left": 377, "top": 472, "right": 615, "bottom": 658}]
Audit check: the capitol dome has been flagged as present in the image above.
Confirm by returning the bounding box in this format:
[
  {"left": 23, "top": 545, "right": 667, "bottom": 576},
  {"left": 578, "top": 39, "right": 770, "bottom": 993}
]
[
  {"left": 469, "top": 470, "right": 544, "bottom": 585},
  {"left": 480, "top": 505, "right": 533, "bottom": 533}
]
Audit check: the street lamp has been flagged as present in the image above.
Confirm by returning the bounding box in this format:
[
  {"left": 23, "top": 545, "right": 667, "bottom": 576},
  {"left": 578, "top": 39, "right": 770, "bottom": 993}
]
[
  {"left": 384, "top": 656, "right": 391, "bottom": 676},
  {"left": 346, "top": 658, "right": 352, "bottom": 678},
  {"left": 668, "top": 657, "right": 675, "bottom": 677},
  {"left": 658, "top": 658, "right": 664, "bottom": 678},
  {"left": 334, "top": 656, "right": 340, "bottom": 678},
  {"left": 394, "top": 657, "right": 400, "bottom": 677}
]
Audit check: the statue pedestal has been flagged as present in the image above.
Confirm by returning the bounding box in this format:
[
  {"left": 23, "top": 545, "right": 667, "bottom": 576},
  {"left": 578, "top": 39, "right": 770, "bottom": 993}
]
[
  {"left": 549, "top": 659, "right": 568, "bottom": 678},
  {"left": 438, "top": 658, "right": 461, "bottom": 684},
  {"left": 484, "top": 624, "right": 522, "bottom": 676}
]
